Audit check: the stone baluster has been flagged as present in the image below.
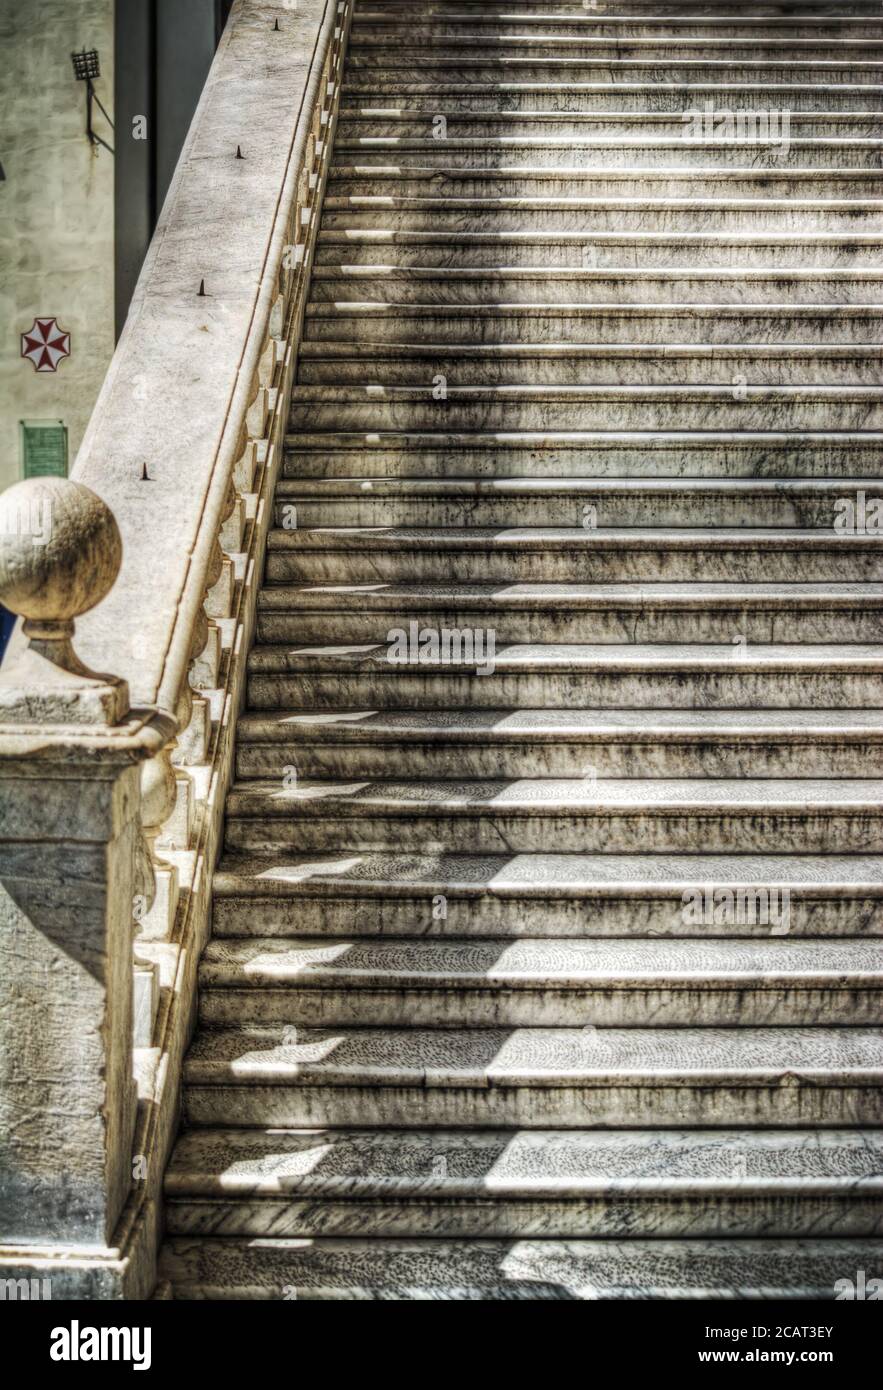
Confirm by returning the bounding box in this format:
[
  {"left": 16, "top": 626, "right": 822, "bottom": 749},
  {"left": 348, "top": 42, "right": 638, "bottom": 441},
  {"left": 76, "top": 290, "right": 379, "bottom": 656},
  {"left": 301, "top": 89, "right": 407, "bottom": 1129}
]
[{"left": 0, "top": 477, "right": 171, "bottom": 1279}]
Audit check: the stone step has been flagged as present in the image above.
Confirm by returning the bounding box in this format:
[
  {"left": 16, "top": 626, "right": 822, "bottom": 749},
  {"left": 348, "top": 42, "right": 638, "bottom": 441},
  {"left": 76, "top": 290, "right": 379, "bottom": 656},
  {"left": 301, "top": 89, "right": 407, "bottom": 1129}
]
[
  {"left": 211, "top": 849, "right": 883, "bottom": 940},
  {"left": 196, "top": 937, "right": 883, "bottom": 1027},
  {"left": 181, "top": 1025, "right": 883, "bottom": 1128},
  {"left": 342, "top": 58, "right": 883, "bottom": 85},
  {"left": 314, "top": 229, "right": 883, "bottom": 269},
  {"left": 332, "top": 137, "right": 883, "bottom": 169},
  {"left": 289, "top": 381, "right": 883, "bottom": 428},
  {"left": 164, "top": 1123, "right": 883, "bottom": 1245},
  {"left": 321, "top": 194, "right": 883, "bottom": 232},
  {"left": 338, "top": 84, "right": 883, "bottom": 114},
  {"left": 281, "top": 432, "right": 883, "bottom": 477},
  {"left": 159, "top": 1233, "right": 883, "bottom": 1299},
  {"left": 305, "top": 303, "right": 883, "bottom": 345},
  {"left": 224, "top": 775, "right": 883, "bottom": 854},
  {"left": 343, "top": 67, "right": 883, "bottom": 92},
  {"left": 350, "top": 18, "right": 883, "bottom": 39},
  {"left": 254, "top": 580, "right": 883, "bottom": 646},
  {"left": 352, "top": 0, "right": 883, "bottom": 10},
  {"left": 336, "top": 113, "right": 883, "bottom": 141},
  {"left": 163, "top": 1126, "right": 883, "bottom": 1239},
  {"left": 348, "top": 40, "right": 883, "bottom": 60},
  {"left": 246, "top": 641, "right": 883, "bottom": 710},
  {"left": 352, "top": 0, "right": 883, "bottom": 13},
  {"left": 273, "top": 476, "right": 882, "bottom": 528},
  {"left": 297, "top": 339, "right": 883, "bottom": 383},
  {"left": 309, "top": 268, "right": 883, "bottom": 310},
  {"left": 266, "top": 526, "right": 883, "bottom": 585},
  {"left": 164, "top": 1125, "right": 883, "bottom": 1238},
  {"left": 235, "top": 706, "right": 883, "bottom": 779},
  {"left": 328, "top": 166, "right": 882, "bottom": 200}
]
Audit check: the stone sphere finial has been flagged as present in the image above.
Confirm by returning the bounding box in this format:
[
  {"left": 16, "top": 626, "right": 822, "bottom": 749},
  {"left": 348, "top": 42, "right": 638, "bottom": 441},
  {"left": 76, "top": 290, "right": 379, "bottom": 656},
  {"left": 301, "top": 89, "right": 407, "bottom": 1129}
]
[
  {"left": 0, "top": 476, "right": 122, "bottom": 628},
  {"left": 0, "top": 477, "right": 129, "bottom": 727}
]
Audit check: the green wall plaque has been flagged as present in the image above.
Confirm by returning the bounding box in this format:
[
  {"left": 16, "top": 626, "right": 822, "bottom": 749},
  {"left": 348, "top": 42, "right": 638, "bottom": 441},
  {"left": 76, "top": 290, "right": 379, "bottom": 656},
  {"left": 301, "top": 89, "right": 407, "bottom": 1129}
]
[{"left": 20, "top": 420, "right": 68, "bottom": 478}]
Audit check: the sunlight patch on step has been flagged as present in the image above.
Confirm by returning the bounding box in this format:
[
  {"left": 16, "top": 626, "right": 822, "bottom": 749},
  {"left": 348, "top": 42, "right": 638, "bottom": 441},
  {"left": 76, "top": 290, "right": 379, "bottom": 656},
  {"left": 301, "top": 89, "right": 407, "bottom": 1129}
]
[
  {"left": 253, "top": 857, "right": 365, "bottom": 883},
  {"left": 268, "top": 782, "right": 370, "bottom": 802},
  {"left": 241, "top": 943, "right": 352, "bottom": 975},
  {"left": 218, "top": 1139, "right": 335, "bottom": 1188},
  {"left": 284, "top": 643, "right": 383, "bottom": 655},
  {"left": 276, "top": 711, "right": 380, "bottom": 726},
  {"left": 232, "top": 1034, "right": 345, "bottom": 1072},
  {"left": 297, "top": 583, "right": 391, "bottom": 593}
]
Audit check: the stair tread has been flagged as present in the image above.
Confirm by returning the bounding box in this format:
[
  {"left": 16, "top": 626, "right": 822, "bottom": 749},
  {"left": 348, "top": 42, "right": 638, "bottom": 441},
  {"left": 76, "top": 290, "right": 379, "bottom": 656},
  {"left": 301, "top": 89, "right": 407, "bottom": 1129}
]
[
  {"left": 340, "top": 78, "right": 883, "bottom": 87},
  {"left": 316, "top": 232, "right": 883, "bottom": 251},
  {"left": 307, "top": 302, "right": 883, "bottom": 314},
  {"left": 284, "top": 427, "right": 883, "bottom": 446},
  {"left": 330, "top": 161, "right": 883, "bottom": 173},
  {"left": 342, "top": 56, "right": 883, "bottom": 65},
  {"left": 248, "top": 640, "right": 883, "bottom": 670},
  {"left": 351, "top": 19, "right": 883, "bottom": 24},
  {"left": 199, "top": 937, "right": 883, "bottom": 988},
  {"left": 226, "top": 776, "right": 883, "bottom": 816},
  {"left": 293, "top": 382, "right": 883, "bottom": 397},
  {"left": 267, "top": 526, "right": 883, "bottom": 549},
  {"left": 301, "top": 337, "right": 883, "bottom": 348},
  {"left": 350, "top": 16, "right": 883, "bottom": 22},
  {"left": 159, "top": 1235, "right": 883, "bottom": 1299},
  {"left": 235, "top": 706, "right": 883, "bottom": 740},
  {"left": 349, "top": 40, "right": 883, "bottom": 49},
  {"left": 276, "top": 475, "right": 881, "bottom": 492},
  {"left": 165, "top": 1127, "right": 883, "bottom": 1196},
  {"left": 327, "top": 191, "right": 883, "bottom": 203},
  {"left": 213, "top": 849, "right": 883, "bottom": 897},
  {"left": 257, "top": 580, "right": 883, "bottom": 609},
  {"left": 182, "top": 1024, "right": 883, "bottom": 1086},
  {"left": 336, "top": 138, "right": 883, "bottom": 151},
  {"left": 338, "top": 109, "right": 883, "bottom": 120},
  {"left": 351, "top": 11, "right": 883, "bottom": 20}
]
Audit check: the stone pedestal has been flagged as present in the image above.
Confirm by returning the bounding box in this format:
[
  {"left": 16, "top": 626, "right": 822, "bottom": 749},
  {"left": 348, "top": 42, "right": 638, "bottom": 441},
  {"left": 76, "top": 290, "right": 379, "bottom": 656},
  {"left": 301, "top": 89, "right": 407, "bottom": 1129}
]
[
  {"left": 0, "top": 743, "right": 143, "bottom": 1246},
  {"left": 0, "top": 477, "right": 173, "bottom": 1295}
]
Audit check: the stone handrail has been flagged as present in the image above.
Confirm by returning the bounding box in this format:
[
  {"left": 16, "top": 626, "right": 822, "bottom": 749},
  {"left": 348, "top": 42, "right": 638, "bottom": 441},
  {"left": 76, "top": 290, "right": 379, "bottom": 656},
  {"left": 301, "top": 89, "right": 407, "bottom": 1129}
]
[{"left": 0, "top": 0, "right": 353, "bottom": 1298}]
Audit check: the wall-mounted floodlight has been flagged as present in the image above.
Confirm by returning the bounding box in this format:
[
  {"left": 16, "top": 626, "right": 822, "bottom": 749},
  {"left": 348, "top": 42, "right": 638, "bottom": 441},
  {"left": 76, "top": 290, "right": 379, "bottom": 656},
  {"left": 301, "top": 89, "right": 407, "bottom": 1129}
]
[{"left": 71, "top": 49, "right": 115, "bottom": 155}]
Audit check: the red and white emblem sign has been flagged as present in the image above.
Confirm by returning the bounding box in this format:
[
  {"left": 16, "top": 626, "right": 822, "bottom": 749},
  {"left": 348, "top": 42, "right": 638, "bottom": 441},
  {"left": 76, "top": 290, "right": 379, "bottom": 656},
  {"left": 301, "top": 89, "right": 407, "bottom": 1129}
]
[{"left": 21, "top": 317, "right": 71, "bottom": 373}]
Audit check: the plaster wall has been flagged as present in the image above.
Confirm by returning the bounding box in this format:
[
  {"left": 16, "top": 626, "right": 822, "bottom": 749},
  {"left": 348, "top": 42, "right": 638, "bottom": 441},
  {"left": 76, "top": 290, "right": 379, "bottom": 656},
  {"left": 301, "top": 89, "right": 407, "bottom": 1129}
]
[{"left": 0, "top": 0, "right": 115, "bottom": 492}]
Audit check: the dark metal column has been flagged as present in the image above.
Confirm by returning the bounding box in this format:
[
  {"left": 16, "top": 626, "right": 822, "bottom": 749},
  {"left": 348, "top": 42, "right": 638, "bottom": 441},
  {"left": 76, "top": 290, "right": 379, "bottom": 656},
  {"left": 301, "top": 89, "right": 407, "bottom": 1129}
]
[
  {"left": 155, "top": 0, "right": 218, "bottom": 216},
  {"left": 114, "top": 0, "right": 231, "bottom": 339},
  {"left": 114, "top": 0, "right": 156, "bottom": 340}
]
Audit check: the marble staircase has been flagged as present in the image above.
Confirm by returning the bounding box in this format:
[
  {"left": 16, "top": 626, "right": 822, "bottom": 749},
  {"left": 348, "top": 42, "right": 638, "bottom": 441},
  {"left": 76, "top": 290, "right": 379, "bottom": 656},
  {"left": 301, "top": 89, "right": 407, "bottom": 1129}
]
[{"left": 161, "top": 0, "right": 883, "bottom": 1299}]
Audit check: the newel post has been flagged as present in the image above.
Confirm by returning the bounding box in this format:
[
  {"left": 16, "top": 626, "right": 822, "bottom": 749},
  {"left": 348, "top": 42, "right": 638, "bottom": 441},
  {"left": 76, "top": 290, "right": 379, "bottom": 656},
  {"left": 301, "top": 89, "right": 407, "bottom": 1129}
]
[{"left": 0, "top": 477, "right": 171, "bottom": 1285}]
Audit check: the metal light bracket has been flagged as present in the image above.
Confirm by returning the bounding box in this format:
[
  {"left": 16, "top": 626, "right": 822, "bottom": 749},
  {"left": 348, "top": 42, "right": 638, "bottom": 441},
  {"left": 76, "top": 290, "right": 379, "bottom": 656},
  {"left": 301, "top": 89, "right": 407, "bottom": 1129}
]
[{"left": 71, "top": 49, "right": 115, "bottom": 156}]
